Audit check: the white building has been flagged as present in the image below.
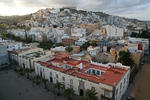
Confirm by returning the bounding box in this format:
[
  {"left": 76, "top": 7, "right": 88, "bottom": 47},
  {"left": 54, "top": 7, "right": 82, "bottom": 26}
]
[
  {"left": 71, "top": 27, "right": 86, "bottom": 37},
  {"left": 75, "top": 38, "right": 88, "bottom": 46},
  {"left": 1, "top": 41, "right": 23, "bottom": 51},
  {"left": 103, "top": 25, "right": 124, "bottom": 39},
  {"left": 51, "top": 46, "right": 66, "bottom": 54},
  {"left": 34, "top": 54, "right": 130, "bottom": 100},
  {"left": 87, "top": 46, "right": 100, "bottom": 57},
  {"left": 7, "top": 42, "right": 22, "bottom": 51},
  {"left": 128, "top": 37, "right": 149, "bottom": 54}
]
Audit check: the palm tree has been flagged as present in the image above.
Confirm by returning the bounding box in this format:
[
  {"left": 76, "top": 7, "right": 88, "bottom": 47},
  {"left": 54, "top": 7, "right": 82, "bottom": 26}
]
[
  {"left": 64, "top": 88, "right": 75, "bottom": 100},
  {"left": 19, "top": 68, "right": 25, "bottom": 76},
  {"left": 24, "top": 68, "right": 31, "bottom": 79},
  {"left": 85, "top": 89, "right": 98, "bottom": 100},
  {"left": 34, "top": 75, "right": 41, "bottom": 85},
  {"left": 54, "top": 82, "right": 64, "bottom": 96},
  {"left": 42, "top": 78, "right": 48, "bottom": 89}
]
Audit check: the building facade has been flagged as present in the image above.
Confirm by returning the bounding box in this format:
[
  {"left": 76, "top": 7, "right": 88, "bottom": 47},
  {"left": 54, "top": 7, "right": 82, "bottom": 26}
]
[
  {"left": 0, "top": 44, "right": 9, "bottom": 65},
  {"left": 34, "top": 54, "right": 130, "bottom": 100}
]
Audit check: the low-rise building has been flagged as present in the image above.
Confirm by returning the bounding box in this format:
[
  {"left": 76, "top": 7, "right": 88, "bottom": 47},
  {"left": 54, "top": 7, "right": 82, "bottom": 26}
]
[
  {"left": 71, "top": 27, "right": 86, "bottom": 38},
  {"left": 35, "top": 54, "right": 130, "bottom": 100},
  {"left": 128, "top": 37, "right": 149, "bottom": 55},
  {"left": 0, "top": 40, "right": 23, "bottom": 51},
  {"left": 9, "top": 47, "right": 45, "bottom": 70},
  {"left": 7, "top": 42, "right": 22, "bottom": 51},
  {"left": 19, "top": 49, "right": 48, "bottom": 70},
  {"left": 87, "top": 46, "right": 100, "bottom": 57},
  {"left": 50, "top": 46, "right": 66, "bottom": 55},
  {"left": 75, "top": 38, "right": 88, "bottom": 46},
  {"left": 62, "top": 38, "right": 75, "bottom": 46}
]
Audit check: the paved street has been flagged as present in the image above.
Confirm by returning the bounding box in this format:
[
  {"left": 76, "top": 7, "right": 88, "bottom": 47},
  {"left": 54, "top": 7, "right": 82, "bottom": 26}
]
[
  {"left": 129, "top": 56, "right": 150, "bottom": 100},
  {"left": 0, "top": 69, "right": 65, "bottom": 100}
]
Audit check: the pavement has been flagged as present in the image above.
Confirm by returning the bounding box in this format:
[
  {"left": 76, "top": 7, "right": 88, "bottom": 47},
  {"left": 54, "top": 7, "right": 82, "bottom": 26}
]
[
  {"left": 122, "top": 56, "right": 150, "bottom": 100},
  {"left": 0, "top": 69, "right": 65, "bottom": 100},
  {"left": 129, "top": 57, "right": 150, "bottom": 100}
]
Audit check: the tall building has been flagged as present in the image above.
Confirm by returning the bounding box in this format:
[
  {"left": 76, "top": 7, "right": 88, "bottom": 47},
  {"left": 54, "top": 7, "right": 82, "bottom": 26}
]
[
  {"left": 0, "top": 44, "right": 9, "bottom": 66},
  {"left": 103, "top": 25, "right": 124, "bottom": 39}
]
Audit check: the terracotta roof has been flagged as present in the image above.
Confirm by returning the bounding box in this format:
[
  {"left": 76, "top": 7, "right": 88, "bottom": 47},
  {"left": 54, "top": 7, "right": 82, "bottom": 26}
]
[{"left": 37, "top": 54, "right": 129, "bottom": 86}]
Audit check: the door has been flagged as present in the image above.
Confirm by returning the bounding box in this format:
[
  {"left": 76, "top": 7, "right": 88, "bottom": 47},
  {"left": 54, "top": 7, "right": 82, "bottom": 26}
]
[{"left": 80, "top": 89, "right": 84, "bottom": 96}]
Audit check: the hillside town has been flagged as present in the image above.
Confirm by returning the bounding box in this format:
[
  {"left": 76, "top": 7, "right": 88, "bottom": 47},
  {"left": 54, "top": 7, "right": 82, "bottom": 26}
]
[{"left": 0, "top": 7, "right": 150, "bottom": 100}]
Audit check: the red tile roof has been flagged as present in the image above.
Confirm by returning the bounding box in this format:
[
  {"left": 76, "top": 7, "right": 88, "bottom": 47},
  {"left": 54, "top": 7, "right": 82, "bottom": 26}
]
[{"left": 37, "top": 54, "right": 129, "bottom": 86}]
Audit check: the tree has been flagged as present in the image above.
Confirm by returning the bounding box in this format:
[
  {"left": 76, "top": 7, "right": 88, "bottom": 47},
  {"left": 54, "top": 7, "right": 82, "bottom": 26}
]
[
  {"left": 56, "top": 42, "right": 64, "bottom": 46},
  {"left": 81, "top": 41, "right": 90, "bottom": 50},
  {"left": 64, "top": 88, "right": 75, "bottom": 100},
  {"left": 131, "top": 32, "right": 138, "bottom": 37},
  {"left": 139, "top": 30, "right": 150, "bottom": 38},
  {"left": 42, "top": 78, "right": 48, "bottom": 89},
  {"left": 38, "top": 40, "right": 54, "bottom": 50},
  {"left": 85, "top": 89, "right": 98, "bottom": 100},
  {"left": 65, "top": 46, "right": 73, "bottom": 53},
  {"left": 54, "top": 82, "right": 64, "bottom": 95},
  {"left": 24, "top": 68, "right": 31, "bottom": 79},
  {"left": 34, "top": 75, "right": 41, "bottom": 85},
  {"left": 90, "top": 41, "right": 98, "bottom": 46},
  {"left": 118, "top": 51, "right": 134, "bottom": 68},
  {"left": 131, "top": 30, "right": 150, "bottom": 39}
]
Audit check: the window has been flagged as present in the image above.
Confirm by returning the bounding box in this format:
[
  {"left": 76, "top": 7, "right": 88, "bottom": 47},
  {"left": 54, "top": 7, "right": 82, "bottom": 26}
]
[
  {"left": 120, "top": 83, "right": 122, "bottom": 90},
  {"left": 37, "top": 66, "right": 39, "bottom": 71},
  {"left": 56, "top": 79, "right": 58, "bottom": 83},
  {"left": 104, "top": 90, "right": 110, "bottom": 97},
  {"left": 124, "top": 78, "right": 126, "bottom": 84},
  {"left": 89, "top": 70, "right": 91, "bottom": 74},
  {"left": 56, "top": 74, "right": 58, "bottom": 78},
  {"left": 70, "top": 79, "right": 73, "bottom": 84},
  {"left": 116, "top": 88, "right": 118, "bottom": 95},
  {"left": 62, "top": 77, "right": 65, "bottom": 82},
  {"left": 70, "top": 79, "right": 73, "bottom": 88},
  {"left": 50, "top": 72, "right": 52, "bottom": 76},
  {"left": 91, "top": 87, "right": 95, "bottom": 91},
  {"left": 97, "top": 71, "right": 100, "bottom": 75},
  {"left": 93, "top": 69, "right": 96, "bottom": 75},
  {"left": 124, "top": 78, "right": 126, "bottom": 88}
]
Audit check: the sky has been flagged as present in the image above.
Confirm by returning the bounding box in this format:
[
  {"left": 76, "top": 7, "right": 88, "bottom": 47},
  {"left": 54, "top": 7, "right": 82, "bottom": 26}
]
[{"left": 0, "top": 0, "right": 150, "bottom": 21}]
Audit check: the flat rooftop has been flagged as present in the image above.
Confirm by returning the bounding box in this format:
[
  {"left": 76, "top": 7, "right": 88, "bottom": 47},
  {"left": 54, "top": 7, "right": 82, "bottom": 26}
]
[{"left": 22, "top": 51, "right": 45, "bottom": 59}]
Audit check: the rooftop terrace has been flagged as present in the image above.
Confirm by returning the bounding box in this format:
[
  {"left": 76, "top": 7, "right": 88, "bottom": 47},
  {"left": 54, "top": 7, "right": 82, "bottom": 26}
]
[{"left": 22, "top": 51, "right": 45, "bottom": 59}]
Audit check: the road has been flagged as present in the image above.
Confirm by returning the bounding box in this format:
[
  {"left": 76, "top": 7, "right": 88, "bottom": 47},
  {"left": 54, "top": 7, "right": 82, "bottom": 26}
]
[
  {"left": 122, "top": 55, "right": 150, "bottom": 100},
  {"left": 129, "top": 56, "right": 150, "bottom": 100},
  {"left": 0, "top": 69, "right": 65, "bottom": 100}
]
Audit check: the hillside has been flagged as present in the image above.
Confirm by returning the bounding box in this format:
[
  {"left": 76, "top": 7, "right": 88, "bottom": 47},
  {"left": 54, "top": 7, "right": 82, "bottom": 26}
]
[
  {"left": 0, "top": 15, "right": 31, "bottom": 25},
  {"left": 0, "top": 8, "right": 148, "bottom": 29}
]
